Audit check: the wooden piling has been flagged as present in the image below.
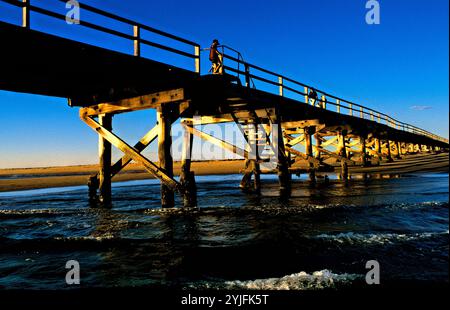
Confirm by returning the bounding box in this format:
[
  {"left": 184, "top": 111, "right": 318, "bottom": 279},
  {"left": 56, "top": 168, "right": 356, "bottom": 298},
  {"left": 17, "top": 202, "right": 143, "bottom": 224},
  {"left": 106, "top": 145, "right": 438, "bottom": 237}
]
[
  {"left": 157, "top": 106, "right": 175, "bottom": 208},
  {"left": 250, "top": 123, "right": 261, "bottom": 192},
  {"left": 395, "top": 141, "right": 402, "bottom": 159},
  {"left": 375, "top": 138, "right": 382, "bottom": 163},
  {"left": 275, "top": 121, "right": 291, "bottom": 192},
  {"left": 314, "top": 133, "right": 322, "bottom": 161},
  {"left": 305, "top": 127, "right": 316, "bottom": 183},
  {"left": 180, "top": 121, "right": 197, "bottom": 208},
  {"left": 360, "top": 135, "right": 368, "bottom": 167},
  {"left": 338, "top": 130, "right": 348, "bottom": 180},
  {"left": 386, "top": 140, "right": 393, "bottom": 162},
  {"left": 98, "top": 113, "right": 112, "bottom": 204}
]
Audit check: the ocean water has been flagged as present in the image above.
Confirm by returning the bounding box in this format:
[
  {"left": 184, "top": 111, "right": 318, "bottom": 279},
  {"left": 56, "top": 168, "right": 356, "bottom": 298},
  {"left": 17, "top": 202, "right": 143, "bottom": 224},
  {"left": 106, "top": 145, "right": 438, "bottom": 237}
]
[{"left": 0, "top": 173, "right": 448, "bottom": 290}]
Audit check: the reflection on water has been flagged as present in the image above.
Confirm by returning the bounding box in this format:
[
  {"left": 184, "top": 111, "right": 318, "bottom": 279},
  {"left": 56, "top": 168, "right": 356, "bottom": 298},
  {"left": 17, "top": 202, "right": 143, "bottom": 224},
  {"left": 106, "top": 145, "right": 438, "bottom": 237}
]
[{"left": 0, "top": 173, "right": 448, "bottom": 289}]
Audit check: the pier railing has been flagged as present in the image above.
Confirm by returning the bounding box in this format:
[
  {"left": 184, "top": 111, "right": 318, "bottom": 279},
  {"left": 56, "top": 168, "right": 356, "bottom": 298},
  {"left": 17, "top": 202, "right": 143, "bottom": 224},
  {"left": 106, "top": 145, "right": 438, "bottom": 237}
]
[
  {"left": 222, "top": 53, "right": 448, "bottom": 144},
  {"left": 0, "top": 0, "right": 201, "bottom": 72}
]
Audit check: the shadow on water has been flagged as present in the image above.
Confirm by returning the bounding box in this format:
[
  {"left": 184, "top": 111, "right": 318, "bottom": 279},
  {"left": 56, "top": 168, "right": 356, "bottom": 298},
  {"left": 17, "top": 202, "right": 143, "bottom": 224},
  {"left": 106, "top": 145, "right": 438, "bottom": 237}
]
[{"left": 0, "top": 173, "right": 448, "bottom": 289}]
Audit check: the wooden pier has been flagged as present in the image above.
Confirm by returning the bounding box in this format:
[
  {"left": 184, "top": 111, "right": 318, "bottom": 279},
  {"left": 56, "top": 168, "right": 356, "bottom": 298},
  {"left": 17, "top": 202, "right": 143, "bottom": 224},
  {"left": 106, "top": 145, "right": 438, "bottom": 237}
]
[{"left": 1, "top": 0, "right": 448, "bottom": 207}]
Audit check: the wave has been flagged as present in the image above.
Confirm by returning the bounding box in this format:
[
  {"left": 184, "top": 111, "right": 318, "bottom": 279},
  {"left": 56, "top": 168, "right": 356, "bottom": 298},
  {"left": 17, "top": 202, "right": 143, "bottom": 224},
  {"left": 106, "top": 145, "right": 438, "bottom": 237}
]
[
  {"left": 312, "top": 231, "right": 449, "bottom": 245},
  {"left": 187, "top": 270, "right": 361, "bottom": 290}
]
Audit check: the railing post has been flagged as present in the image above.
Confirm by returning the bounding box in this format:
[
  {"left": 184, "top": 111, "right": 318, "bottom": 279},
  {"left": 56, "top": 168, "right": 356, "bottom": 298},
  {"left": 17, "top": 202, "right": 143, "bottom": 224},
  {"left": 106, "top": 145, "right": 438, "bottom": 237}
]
[
  {"left": 370, "top": 111, "right": 374, "bottom": 121},
  {"left": 194, "top": 45, "right": 200, "bottom": 74},
  {"left": 245, "top": 64, "right": 250, "bottom": 88},
  {"left": 377, "top": 113, "right": 381, "bottom": 123},
  {"left": 304, "top": 86, "right": 309, "bottom": 104},
  {"left": 278, "top": 76, "right": 284, "bottom": 96},
  {"left": 360, "top": 107, "right": 364, "bottom": 119},
  {"left": 321, "top": 95, "right": 326, "bottom": 109},
  {"left": 336, "top": 99, "right": 340, "bottom": 113},
  {"left": 349, "top": 103, "right": 353, "bottom": 116},
  {"left": 133, "top": 25, "right": 140, "bottom": 57},
  {"left": 22, "top": 0, "right": 30, "bottom": 28}
]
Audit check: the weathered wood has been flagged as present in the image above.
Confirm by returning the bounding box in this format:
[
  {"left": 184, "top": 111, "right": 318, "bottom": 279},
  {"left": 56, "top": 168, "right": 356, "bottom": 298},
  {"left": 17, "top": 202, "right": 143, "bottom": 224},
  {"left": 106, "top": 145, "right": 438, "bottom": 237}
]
[
  {"left": 180, "top": 121, "right": 197, "bottom": 207},
  {"left": 321, "top": 95, "right": 326, "bottom": 109},
  {"left": 321, "top": 136, "right": 338, "bottom": 148},
  {"left": 237, "top": 122, "right": 261, "bottom": 192},
  {"left": 194, "top": 45, "right": 201, "bottom": 73},
  {"left": 83, "top": 89, "right": 185, "bottom": 116},
  {"left": 157, "top": 105, "right": 175, "bottom": 208},
  {"left": 109, "top": 125, "right": 158, "bottom": 178},
  {"left": 80, "top": 111, "right": 182, "bottom": 192},
  {"left": 286, "top": 147, "right": 322, "bottom": 167},
  {"left": 249, "top": 123, "right": 261, "bottom": 192},
  {"left": 91, "top": 101, "right": 190, "bottom": 185},
  {"left": 282, "top": 119, "right": 321, "bottom": 129},
  {"left": 360, "top": 136, "right": 368, "bottom": 167},
  {"left": 305, "top": 127, "right": 316, "bottom": 183},
  {"left": 22, "top": 0, "right": 30, "bottom": 28},
  {"left": 133, "top": 25, "right": 140, "bottom": 57},
  {"left": 273, "top": 116, "right": 291, "bottom": 192},
  {"left": 285, "top": 134, "right": 305, "bottom": 148},
  {"left": 314, "top": 133, "right": 322, "bottom": 160},
  {"left": 278, "top": 76, "right": 284, "bottom": 96},
  {"left": 184, "top": 123, "right": 249, "bottom": 158},
  {"left": 315, "top": 146, "right": 355, "bottom": 165},
  {"left": 98, "top": 114, "right": 112, "bottom": 204},
  {"left": 395, "top": 141, "right": 402, "bottom": 159},
  {"left": 184, "top": 116, "right": 233, "bottom": 125},
  {"left": 385, "top": 140, "right": 394, "bottom": 162},
  {"left": 338, "top": 131, "right": 349, "bottom": 179}
]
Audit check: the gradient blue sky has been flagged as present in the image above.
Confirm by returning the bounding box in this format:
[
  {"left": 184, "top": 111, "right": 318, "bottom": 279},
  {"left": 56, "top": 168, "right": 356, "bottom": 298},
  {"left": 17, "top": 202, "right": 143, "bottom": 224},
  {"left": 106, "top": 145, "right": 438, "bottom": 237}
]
[{"left": 0, "top": 0, "right": 448, "bottom": 168}]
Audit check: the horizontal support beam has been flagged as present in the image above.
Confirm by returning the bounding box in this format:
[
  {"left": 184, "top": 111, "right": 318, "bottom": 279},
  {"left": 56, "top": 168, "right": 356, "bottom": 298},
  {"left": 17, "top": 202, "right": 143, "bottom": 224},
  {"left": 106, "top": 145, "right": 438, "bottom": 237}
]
[
  {"left": 82, "top": 88, "right": 185, "bottom": 115},
  {"left": 184, "top": 116, "right": 233, "bottom": 125},
  {"left": 282, "top": 119, "right": 321, "bottom": 129}
]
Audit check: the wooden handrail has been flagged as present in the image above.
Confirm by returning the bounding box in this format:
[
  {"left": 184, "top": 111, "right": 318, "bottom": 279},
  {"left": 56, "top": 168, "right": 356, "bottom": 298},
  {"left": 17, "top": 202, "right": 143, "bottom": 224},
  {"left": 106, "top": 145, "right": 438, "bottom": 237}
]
[
  {"left": 0, "top": 0, "right": 200, "bottom": 71},
  {"left": 222, "top": 52, "right": 447, "bottom": 143}
]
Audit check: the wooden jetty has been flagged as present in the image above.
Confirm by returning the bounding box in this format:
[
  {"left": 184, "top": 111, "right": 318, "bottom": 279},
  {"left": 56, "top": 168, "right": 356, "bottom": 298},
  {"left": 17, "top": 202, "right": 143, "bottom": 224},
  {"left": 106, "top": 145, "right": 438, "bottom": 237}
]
[{"left": 1, "top": 0, "right": 448, "bottom": 207}]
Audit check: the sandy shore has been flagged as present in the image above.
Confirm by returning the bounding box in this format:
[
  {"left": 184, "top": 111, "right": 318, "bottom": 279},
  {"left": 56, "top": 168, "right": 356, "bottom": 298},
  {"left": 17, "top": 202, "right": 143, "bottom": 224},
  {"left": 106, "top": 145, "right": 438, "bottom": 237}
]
[
  {"left": 0, "top": 160, "right": 244, "bottom": 192},
  {"left": 0, "top": 153, "right": 448, "bottom": 192}
]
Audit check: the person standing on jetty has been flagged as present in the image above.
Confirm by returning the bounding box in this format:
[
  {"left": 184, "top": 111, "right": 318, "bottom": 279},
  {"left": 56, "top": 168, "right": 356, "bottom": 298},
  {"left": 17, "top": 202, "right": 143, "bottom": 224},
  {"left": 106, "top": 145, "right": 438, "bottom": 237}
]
[{"left": 208, "top": 39, "right": 223, "bottom": 74}]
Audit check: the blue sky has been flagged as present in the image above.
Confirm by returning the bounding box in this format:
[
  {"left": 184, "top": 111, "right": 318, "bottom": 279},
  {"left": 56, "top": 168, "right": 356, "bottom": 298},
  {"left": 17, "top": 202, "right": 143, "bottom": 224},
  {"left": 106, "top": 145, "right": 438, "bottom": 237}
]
[{"left": 0, "top": 0, "right": 448, "bottom": 168}]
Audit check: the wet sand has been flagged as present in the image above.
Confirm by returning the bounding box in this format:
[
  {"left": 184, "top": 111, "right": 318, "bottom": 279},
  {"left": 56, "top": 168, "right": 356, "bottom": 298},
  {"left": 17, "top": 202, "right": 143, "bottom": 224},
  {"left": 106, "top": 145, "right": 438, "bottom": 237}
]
[
  {"left": 0, "top": 160, "right": 244, "bottom": 192},
  {"left": 0, "top": 152, "right": 448, "bottom": 192}
]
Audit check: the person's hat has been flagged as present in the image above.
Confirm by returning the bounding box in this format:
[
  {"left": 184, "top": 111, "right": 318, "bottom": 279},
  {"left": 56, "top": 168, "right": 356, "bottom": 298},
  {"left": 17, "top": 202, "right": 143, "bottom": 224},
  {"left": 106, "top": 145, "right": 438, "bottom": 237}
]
[{"left": 213, "top": 39, "right": 219, "bottom": 44}]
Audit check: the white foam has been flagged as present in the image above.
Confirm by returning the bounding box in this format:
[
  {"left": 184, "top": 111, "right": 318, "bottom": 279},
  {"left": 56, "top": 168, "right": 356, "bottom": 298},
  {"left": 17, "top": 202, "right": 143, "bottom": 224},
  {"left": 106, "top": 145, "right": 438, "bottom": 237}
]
[
  {"left": 188, "top": 270, "right": 361, "bottom": 290},
  {"left": 312, "top": 231, "right": 449, "bottom": 245}
]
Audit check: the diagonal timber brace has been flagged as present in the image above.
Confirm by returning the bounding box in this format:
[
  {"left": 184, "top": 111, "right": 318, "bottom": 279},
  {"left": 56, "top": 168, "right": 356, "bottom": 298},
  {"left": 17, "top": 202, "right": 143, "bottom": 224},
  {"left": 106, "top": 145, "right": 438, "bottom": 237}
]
[
  {"left": 285, "top": 134, "right": 305, "bottom": 148},
  {"left": 80, "top": 110, "right": 183, "bottom": 194},
  {"left": 285, "top": 146, "right": 322, "bottom": 168},
  {"left": 316, "top": 146, "right": 356, "bottom": 165},
  {"left": 89, "top": 100, "right": 191, "bottom": 185},
  {"left": 182, "top": 120, "right": 249, "bottom": 159}
]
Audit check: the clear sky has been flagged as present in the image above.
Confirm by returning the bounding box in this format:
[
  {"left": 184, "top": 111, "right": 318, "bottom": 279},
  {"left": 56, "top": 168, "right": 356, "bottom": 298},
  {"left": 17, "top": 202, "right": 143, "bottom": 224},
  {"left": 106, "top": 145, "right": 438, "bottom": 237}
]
[{"left": 0, "top": 0, "right": 448, "bottom": 168}]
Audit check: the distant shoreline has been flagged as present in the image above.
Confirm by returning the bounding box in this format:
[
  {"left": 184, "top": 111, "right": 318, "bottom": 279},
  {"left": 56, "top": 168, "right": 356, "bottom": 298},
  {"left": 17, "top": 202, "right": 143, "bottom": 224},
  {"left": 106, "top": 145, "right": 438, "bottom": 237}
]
[{"left": 0, "top": 153, "right": 448, "bottom": 193}]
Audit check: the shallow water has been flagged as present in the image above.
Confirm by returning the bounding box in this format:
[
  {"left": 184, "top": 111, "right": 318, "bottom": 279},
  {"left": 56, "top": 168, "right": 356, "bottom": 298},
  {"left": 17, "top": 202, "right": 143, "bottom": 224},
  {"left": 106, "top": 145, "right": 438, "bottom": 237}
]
[{"left": 0, "top": 173, "right": 448, "bottom": 290}]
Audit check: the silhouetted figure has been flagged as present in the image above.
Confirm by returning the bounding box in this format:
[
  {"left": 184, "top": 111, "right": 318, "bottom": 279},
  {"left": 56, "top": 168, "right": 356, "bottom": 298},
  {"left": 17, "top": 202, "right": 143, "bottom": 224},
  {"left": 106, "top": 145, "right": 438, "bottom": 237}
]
[
  {"left": 208, "top": 39, "right": 223, "bottom": 74},
  {"left": 308, "top": 88, "right": 318, "bottom": 106}
]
